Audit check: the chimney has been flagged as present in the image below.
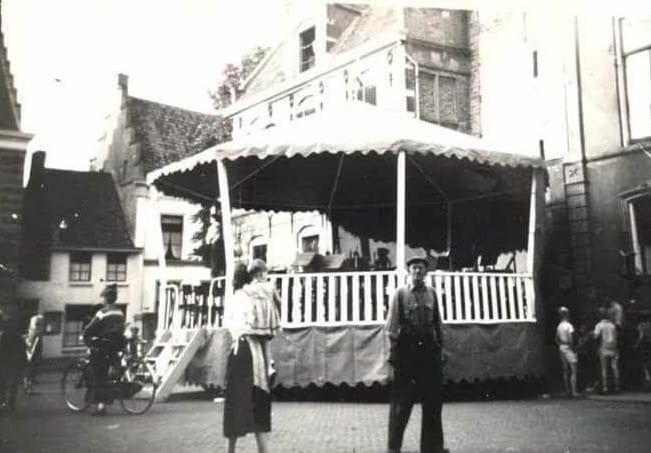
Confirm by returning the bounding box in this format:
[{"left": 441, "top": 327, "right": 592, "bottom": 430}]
[
  {"left": 28, "top": 151, "right": 46, "bottom": 187},
  {"left": 118, "top": 73, "right": 129, "bottom": 108}
]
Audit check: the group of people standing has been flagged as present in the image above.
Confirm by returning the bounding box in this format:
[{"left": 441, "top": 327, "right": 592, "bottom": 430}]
[{"left": 556, "top": 300, "right": 651, "bottom": 397}]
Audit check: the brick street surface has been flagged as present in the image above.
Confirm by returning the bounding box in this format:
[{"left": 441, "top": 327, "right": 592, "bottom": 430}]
[{"left": 2, "top": 374, "right": 651, "bottom": 453}]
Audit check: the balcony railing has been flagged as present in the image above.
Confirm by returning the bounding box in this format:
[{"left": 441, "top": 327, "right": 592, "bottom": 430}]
[{"left": 158, "top": 270, "right": 535, "bottom": 332}]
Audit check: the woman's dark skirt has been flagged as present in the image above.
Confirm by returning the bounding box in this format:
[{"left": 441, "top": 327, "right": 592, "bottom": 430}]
[{"left": 223, "top": 337, "right": 271, "bottom": 438}]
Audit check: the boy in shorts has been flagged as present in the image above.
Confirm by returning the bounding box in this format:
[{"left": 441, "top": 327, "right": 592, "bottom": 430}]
[
  {"left": 594, "top": 306, "right": 620, "bottom": 394},
  {"left": 556, "top": 307, "right": 579, "bottom": 397}
]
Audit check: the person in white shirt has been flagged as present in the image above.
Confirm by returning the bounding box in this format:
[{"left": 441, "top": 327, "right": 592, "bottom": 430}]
[
  {"left": 594, "top": 307, "right": 620, "bottom": 394},
  {"left": 556, "top": 307, "right": 579, "bottom": 397}
]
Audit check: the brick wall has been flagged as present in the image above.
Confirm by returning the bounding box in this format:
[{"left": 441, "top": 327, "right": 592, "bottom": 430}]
[
  {"left": 404, "top": 8, "right": 468, "bottom": 47},
  {"left": 468, "top": 11, "right": 481, "bottom": 136}
]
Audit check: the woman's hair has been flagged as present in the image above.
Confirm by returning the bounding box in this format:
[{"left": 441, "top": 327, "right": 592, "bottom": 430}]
[
  {"left": 248, "top": 258, "right": 268, "bottom": 277},
  {"left": 233, "top": 262, "right": 252, "bottom": 290}
]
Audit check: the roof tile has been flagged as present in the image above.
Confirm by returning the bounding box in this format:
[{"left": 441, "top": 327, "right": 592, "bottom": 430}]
[
  {"left": 128, "top": 97, "right": 222, "bottom": 173},
  {"left": 24, "top": 169, "right": 134, "bottom": 250}
]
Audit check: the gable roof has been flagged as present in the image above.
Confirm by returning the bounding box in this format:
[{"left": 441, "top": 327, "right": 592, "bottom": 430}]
[
  {"left": 0, "top": 12, "right": 21, "bottom": 130},
  {"left": 24, "top": 169, "right": 135, "bottom": 250},
  {"left": 330, "top": 5, "right": 397, "bottom": 54},
  {"left": 240, "top": 4, "right": 399, "bottom": 101},
  {"left": 128, "top": 97, "right": 220, "bottom": 173}
]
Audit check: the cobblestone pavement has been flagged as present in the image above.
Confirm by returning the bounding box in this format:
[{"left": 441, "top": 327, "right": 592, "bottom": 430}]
[{"left": 1, "top": 375, "right": 651, "bottom": 453}]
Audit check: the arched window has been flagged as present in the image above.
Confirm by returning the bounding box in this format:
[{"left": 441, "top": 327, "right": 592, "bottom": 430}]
[
  {"left": 296, "top": 95, "right": 316, "bottom": 119},
  {"left": 297, "top": 225, "right": 320, "bottom": 253}
]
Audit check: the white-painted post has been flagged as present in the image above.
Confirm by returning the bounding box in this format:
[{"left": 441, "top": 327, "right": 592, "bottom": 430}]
[
  {"left": 150, "top": 185, "right": 168, "bottom": 337},
  {"left": 396, "top": 151, "right": 407, "bottom": 281},
  {"left": 216, "top": 160, "right": 235, "bottom": 310},
  {"left": 525, "top": 170, "right": 539, "bottom": 318}
]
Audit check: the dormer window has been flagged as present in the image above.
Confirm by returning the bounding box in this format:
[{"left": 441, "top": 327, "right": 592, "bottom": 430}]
[{"left": 300, "top": 27, "right": 316, "bottom": 72}]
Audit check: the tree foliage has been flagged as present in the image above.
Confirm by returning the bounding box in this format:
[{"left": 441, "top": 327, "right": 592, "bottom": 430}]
[
  {"left": 191, "top": 47, "right": 269, "bottom": 262},
  {"left": 209, "top": 46, "right": 269, "bottom": 110}
]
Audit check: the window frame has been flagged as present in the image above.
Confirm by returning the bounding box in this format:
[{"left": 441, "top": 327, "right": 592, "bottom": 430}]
[
  {"left": 299, "top": 26, "right": 316, "bottom": 73},
  {"left": 161, "top": 214, "right": 184, "bottom": 261},
  {"left": 106, "top": 253, "right": 127, "bottom": 282},
  {"left": 620, "top": 18, "right": 651, "bottom": 143},
  {"left": 249, "top": 235, "right": 268, "bottom": 262},
  {"left": 69, "top": 252, "right": 92, "bottom": 282},
  {"left": 62, "top": 304, "right": 96, "bottom": 348},
  {"left": 623, "top": 191, "right": 651, "bottom": 275},
  {"left": 297, "top": 225, "right": 320, "bottom": 254}
]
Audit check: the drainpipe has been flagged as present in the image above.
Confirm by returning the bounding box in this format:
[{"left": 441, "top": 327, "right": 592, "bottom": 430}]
[{"left": 405, "top": 52, "right": 420, "bottom": 119}]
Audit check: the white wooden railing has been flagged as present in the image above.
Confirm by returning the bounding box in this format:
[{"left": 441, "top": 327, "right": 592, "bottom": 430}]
[
  {"left": 160, "top": 278, "right": 227, "bottom": 331},
  {"left": 159, "top": 271, "right": 536, "bottom": 331}
]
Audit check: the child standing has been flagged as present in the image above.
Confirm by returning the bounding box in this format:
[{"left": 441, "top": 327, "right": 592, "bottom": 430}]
[
  {"left": 594, "top": 306, "right": 620, "bottom": 394},
  {"left": 243, "top": 259, "right": 281, "bottom": 379},
  {"left": 556, "top": 307, "right": 579, "bottom": 397}
]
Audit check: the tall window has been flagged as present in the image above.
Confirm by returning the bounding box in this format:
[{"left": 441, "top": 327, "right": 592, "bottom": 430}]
[
  {"left": 106, "top": 253, "right": 127, "bottom": 281},
  {"left": 69, "top": 252, "right": 91, "bottom": 282},
  {"left": 628, "top": 196, "right": 651, "bottom": 274},
  {"left": 405, "top": 65, "right": 416, "bottom": 113},
  {"left": 621, "top": 18, "right": 651, "bottom": 141},
  {"left": 161, "top": 215, "right": 183, "bottom": 260},
  {"left": 300, "top": 27, "right": 316, "bottom": 72}
]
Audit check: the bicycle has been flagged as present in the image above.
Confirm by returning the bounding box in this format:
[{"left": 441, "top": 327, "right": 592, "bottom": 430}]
[{"left": 61, "top": 338, "right": 158, "bottom": 415}]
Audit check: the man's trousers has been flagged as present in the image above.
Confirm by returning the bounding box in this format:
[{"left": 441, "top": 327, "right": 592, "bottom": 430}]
[{"left": 388, "top": 358, "right": 443, "bottom": 453}]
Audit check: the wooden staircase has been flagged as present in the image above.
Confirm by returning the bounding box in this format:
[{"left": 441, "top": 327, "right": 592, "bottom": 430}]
[{"left": 145, "top": 327, "right": 206, "bottom": 402}]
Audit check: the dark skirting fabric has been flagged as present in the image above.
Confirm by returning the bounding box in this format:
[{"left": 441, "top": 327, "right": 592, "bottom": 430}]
[
  {"left": 223, "top": 338, "right": 271, "bottom": 438},
  {"left": 191, "top": 323, "right": 545, "bottom": 389}
]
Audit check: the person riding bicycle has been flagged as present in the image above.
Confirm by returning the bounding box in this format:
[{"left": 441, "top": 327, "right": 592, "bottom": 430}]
[{"left": 82, "top": 283, "right": 126, "bottom": 415}]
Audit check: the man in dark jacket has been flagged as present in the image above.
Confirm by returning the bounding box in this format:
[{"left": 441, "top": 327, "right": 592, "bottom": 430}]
[
  {"left": 0, "top": 310, "right": 27, "bottom": 413},
  {"left": 385, "top": 255, "right": 448, "bottom": 453},
  {"left": 83, "top": 284, "right": 126, "bottom": 415}
]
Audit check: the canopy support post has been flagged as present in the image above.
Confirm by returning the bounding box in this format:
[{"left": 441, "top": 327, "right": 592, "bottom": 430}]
[
  {"left": 216, "top": 160, "right": 235, "bottom": 309},
  {"left": 150, "top": 185, "right": 167, "bottom": 337},
  {"left": 396, "top": 150, "right": 407, "bottom": 282},
  {"left": 526, "top": 169, "right": 540, "bottom": 319}
]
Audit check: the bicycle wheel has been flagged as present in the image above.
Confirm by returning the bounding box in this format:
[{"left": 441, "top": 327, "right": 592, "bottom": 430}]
[
  {"left": 61, "top": 361, "right": 91, "bottom": 412},
  {"left": 119, "top": 359, "right": 157, "bottom": 414}
]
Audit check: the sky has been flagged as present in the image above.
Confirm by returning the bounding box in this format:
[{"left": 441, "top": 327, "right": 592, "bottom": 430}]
[
  {"left": 4, "top": 0, "right": 650, "bottom": 174},
  {"left": 2, "top": 0, "right": 287, "bottom": 172}
]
